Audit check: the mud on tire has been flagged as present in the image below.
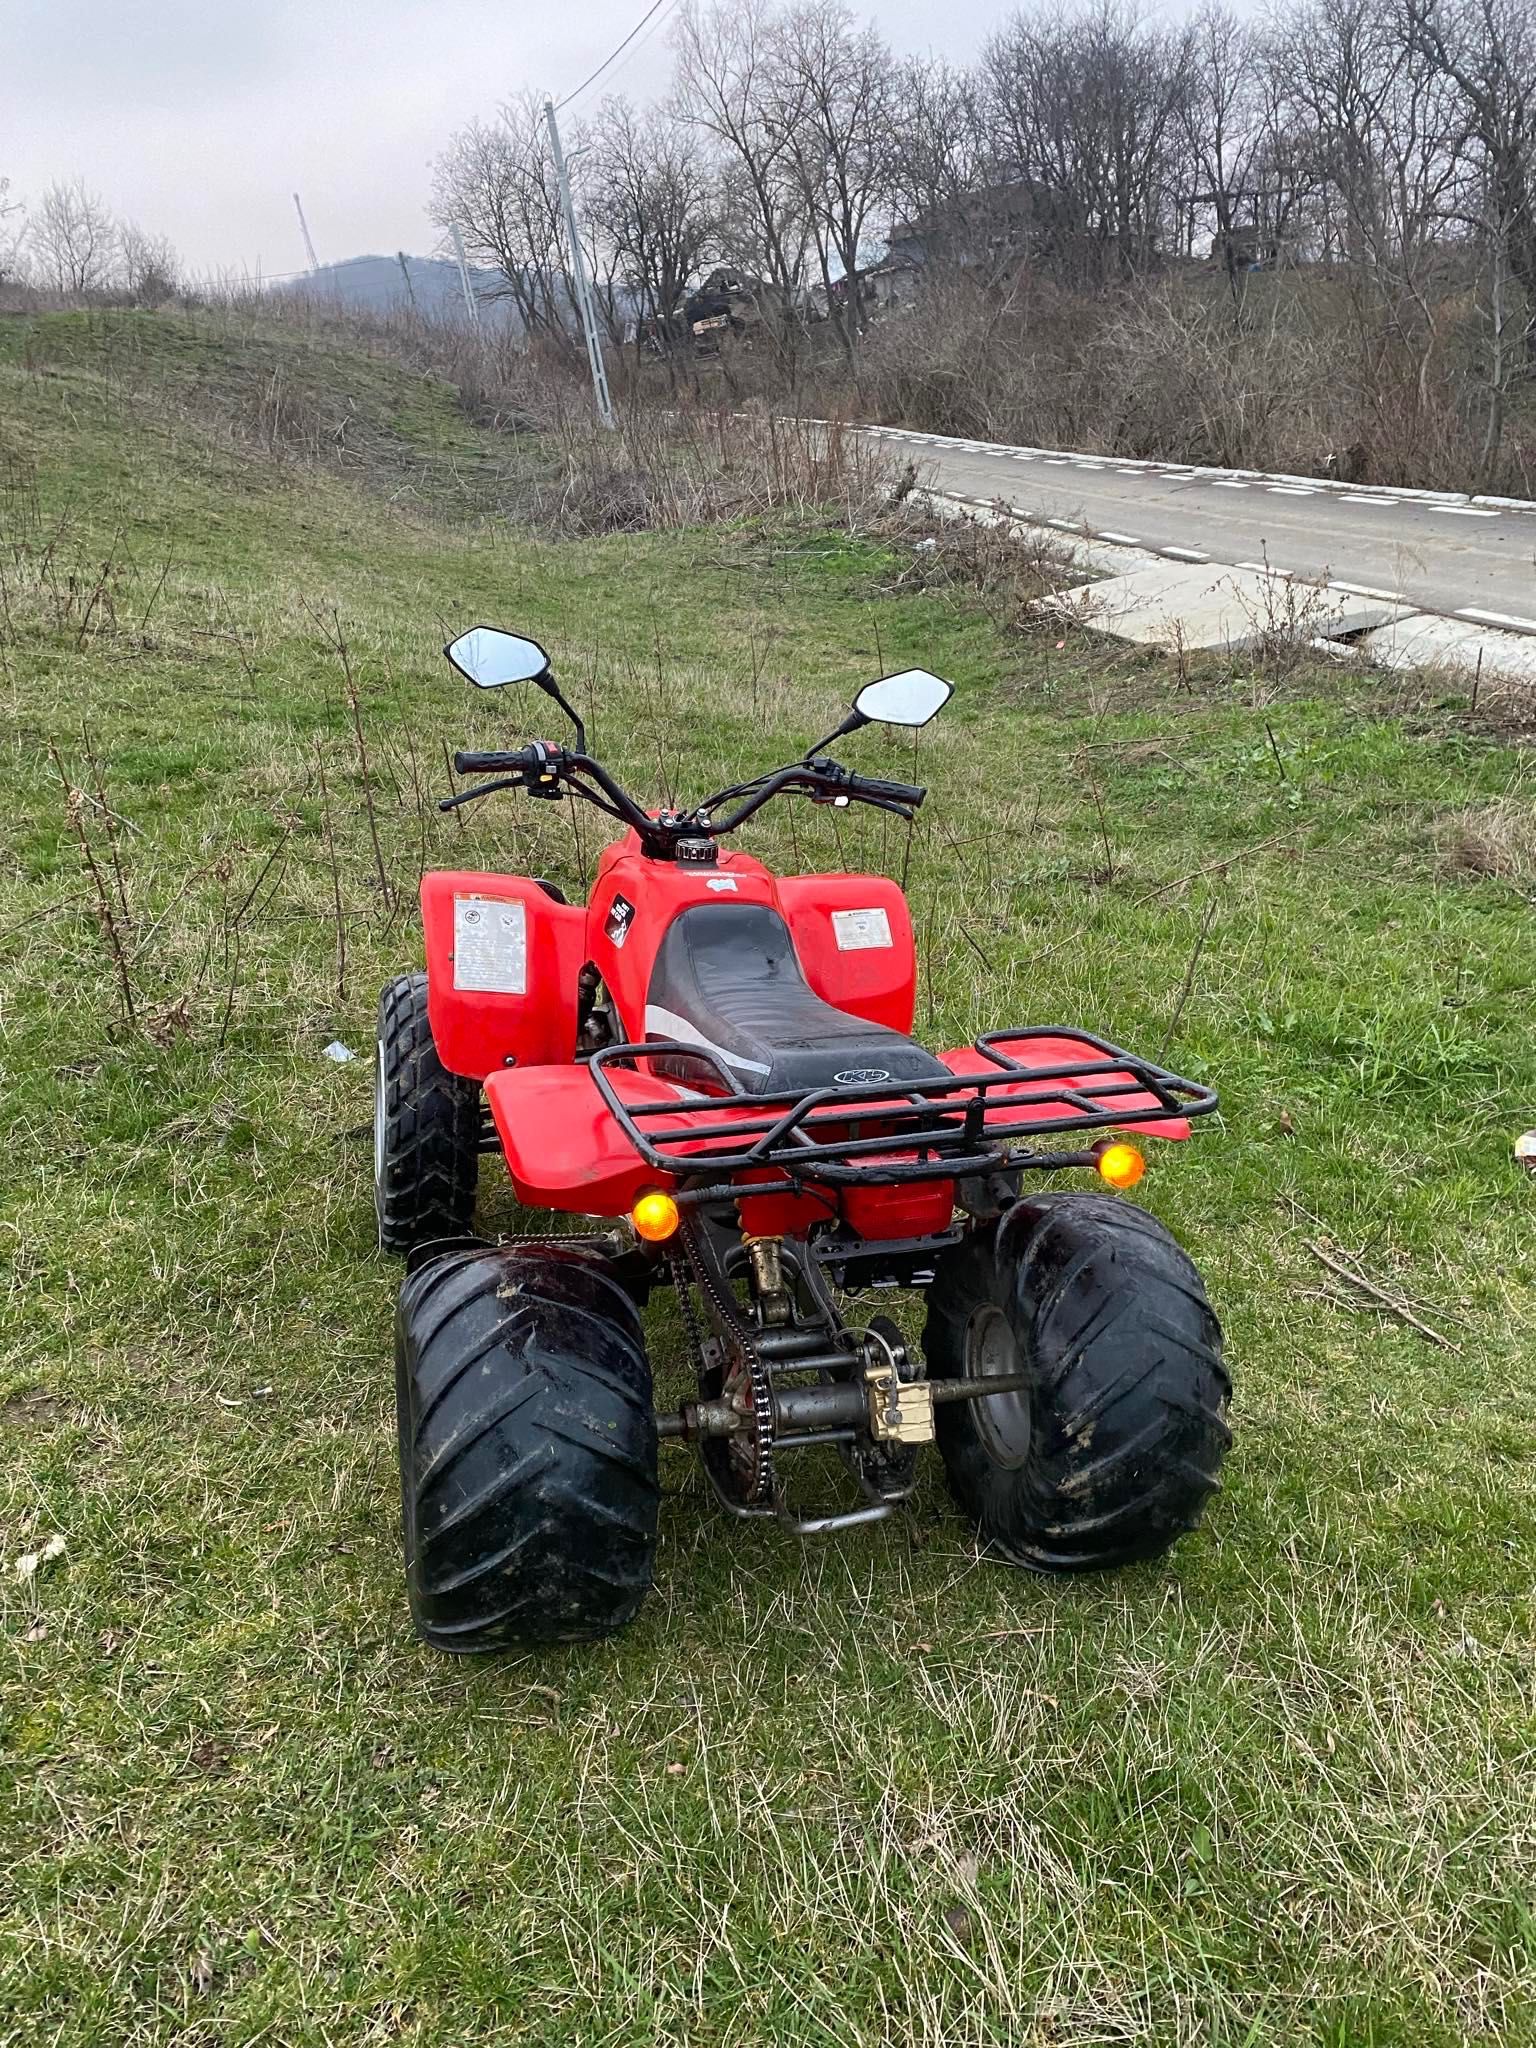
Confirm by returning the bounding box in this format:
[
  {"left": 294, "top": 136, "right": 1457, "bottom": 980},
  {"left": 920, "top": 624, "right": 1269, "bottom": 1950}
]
[
  {"left": 923, "top": 1193, "right": 1230, "bottom": 1571},
  {"left": 375, "top": 972, "right": 480, "bottom": 1255},
  {"left": 396, "top": 1240, "right": 659, "bottom": 1650}
]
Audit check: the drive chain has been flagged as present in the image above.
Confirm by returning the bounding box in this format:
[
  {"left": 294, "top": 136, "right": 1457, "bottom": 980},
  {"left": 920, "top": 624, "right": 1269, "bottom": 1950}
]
[{"left": 678, "top": 1208, "right": 776, "bottom": 1507}]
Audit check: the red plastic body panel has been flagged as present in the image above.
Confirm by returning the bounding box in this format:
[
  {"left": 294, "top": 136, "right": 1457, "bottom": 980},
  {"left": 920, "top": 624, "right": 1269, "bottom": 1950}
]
[
  {"left": 422, "top": 871, "right": 585, "bottom": 1081},
  {"left": 840, "top": 1178, "right": 954, "bottom": 1239},
  {"left": 487, "top": 1064, "right": 730, "bottom": 1214},
  {"left": 581, "top": 833, "right": 918, "bottom": 1047},
  {"left": 736, "top": 1184, "right": 836, "bottom": 1239},
  {"left": 585, "top": 838, "right": 778, "bottom": 1043},
  {"left": 487, "top": 1064, "right": 959, "bottom": 1237},
  {"left": 489, "top": 1034, "right": 1189, "bottom": 1223},
  {"left": 776, "top": 876, "right": 917, "bottom": 1032}
]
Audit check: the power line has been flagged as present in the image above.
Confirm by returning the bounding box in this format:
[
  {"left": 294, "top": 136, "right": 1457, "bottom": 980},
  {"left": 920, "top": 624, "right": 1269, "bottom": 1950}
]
[{"left": 554, "top": 0, "right": 680, "bottom": 112}]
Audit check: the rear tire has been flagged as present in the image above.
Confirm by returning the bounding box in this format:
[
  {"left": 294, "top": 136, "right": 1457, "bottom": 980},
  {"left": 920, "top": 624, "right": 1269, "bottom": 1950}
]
[
  {"left": 923, "top": 1194, "right": 1230, "bottom": 1571},
  {"left": 375, "top": 973, "right": 480, "bottom": 1255},
  {"left": 396, "top": 1241, "right": 659, "bottom": 1650}
]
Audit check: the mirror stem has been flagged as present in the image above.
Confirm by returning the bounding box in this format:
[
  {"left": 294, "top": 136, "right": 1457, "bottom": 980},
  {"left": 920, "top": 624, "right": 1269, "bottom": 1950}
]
[
  {"left": 538, "top": 673, "right": 587, "bottom": 753},
  {"left": 803, "top": 709, "right": 868, "bottom": 761}
]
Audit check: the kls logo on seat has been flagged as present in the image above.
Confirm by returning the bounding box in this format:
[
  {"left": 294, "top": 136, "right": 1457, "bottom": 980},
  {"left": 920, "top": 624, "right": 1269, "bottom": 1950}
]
[{"left": 834, "top": 1066, "right": 893, "bottom": 1084}]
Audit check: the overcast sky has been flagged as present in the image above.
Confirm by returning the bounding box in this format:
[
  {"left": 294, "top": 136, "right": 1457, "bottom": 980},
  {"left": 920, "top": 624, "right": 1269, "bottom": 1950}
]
[{"left": 10, "top": 0, "right": 1233, "bottom": 278}]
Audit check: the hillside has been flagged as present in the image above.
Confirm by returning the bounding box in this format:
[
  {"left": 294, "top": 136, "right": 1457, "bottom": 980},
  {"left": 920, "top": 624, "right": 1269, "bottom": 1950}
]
[
  {"left": 0, "top": 306, "right": 523, "bottom": 520},
  {"left": 275, "top": 252, "right": 506, "bottom": 324},
  {"left": 2, "top": 310, "right": 1534, "bottom": 2046}
]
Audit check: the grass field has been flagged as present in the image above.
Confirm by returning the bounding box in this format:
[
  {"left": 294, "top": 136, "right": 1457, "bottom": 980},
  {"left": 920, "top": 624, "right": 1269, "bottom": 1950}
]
[{"left": 2, "top": 311, "right": 1535, "bottom": 2047}]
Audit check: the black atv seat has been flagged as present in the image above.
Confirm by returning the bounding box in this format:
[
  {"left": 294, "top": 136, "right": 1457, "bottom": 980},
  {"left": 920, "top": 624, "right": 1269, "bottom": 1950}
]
[{"left": 644, "top": 903, "right": 949, "bottom": 1098}]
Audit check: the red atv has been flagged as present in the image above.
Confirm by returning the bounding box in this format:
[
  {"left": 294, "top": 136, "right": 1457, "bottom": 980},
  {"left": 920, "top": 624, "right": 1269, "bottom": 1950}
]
[{"left": 376, "top": 627, "right": 1230, "bottom": 1651}]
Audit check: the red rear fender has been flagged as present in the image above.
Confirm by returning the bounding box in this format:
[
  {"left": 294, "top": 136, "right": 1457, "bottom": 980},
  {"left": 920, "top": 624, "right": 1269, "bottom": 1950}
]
[
  {"left": 936, "top": 1040, "right": 1191, "bottom": 1140},
  {"left": 487, "top": 1064, "right": 737, "bottom": 1214}
]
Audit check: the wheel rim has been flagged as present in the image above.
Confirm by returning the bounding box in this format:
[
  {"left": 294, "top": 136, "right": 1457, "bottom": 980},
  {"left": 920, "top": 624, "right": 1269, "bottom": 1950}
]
[
  {"left": 373, "top": 1040, "right": 387, "bottom": 1240},
  {"left": 965, "top": 1303, "right": 1032, "bottom": 1469}
]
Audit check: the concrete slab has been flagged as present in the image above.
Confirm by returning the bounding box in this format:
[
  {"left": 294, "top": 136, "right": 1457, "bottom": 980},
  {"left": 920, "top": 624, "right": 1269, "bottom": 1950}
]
[
  {"left": 913, "top": 485, "right": 1536, "bottom": 688},
  {"left": 1357, "top": 613, "right": 1536, "bottom": 683},
  {"left": 1047, "top": 562, "right": 1410, "bottom": 652}
]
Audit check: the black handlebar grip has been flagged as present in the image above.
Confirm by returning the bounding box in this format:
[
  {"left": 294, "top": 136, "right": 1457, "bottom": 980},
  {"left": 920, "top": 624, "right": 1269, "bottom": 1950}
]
[
  {"left": 853, "top": 774, "right": 927, "bottom": 807},
  {"left": 453, "top": 748, "right": 529, "bottom": 774}
]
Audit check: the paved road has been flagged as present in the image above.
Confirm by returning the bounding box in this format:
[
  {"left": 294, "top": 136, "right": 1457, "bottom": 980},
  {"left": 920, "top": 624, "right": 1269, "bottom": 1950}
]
[{"left": 867, "top": 428, "right": 1536, "bottom": 632}]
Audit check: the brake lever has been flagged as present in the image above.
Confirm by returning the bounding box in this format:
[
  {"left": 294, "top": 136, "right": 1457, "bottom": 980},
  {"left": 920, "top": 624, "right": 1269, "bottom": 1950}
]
[{"left": 437, "top": 773, "right": 525, "bottom": 813}]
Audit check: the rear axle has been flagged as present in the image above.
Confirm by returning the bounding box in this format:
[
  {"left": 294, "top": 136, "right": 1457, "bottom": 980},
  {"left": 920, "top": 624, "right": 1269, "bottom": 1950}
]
[{"left": 655, "top": 1370, "right": 1035, "bottom": 1441}]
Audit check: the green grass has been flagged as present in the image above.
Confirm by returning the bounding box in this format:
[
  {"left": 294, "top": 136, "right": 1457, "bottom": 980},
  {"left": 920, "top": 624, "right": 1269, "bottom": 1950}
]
[{"left": 3, "top": 312, "right": 1535, "bottom": 2047}]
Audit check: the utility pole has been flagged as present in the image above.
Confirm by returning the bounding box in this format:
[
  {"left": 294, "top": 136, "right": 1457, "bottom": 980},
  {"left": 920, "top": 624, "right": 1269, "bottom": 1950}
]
[
  {"left": 449, "top": 222, "right": 482, "bottom": 330},
  {"left": 543, "top": 97, "right": 616, "bottom": 430},
  {"left": 396, "top": 252, "right": 418, "bottom": 312},
  {"left": 292, "top": 192, "right": 320, "bottom": 275}
]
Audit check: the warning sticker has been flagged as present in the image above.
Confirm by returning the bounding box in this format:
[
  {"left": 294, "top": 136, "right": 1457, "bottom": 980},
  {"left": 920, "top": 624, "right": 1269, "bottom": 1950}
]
[
  {"left": 453, "top": 895, "right": 527, "bottom": 994},
  {"left": 832, "top": 907, "right": 893, "bottom": 951}
]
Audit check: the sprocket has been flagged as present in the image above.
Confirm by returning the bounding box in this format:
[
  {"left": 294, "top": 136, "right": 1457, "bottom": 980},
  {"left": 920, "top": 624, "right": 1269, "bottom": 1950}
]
[{"left": 679, "top": 1212, "right": 776, "bottom": 1509}]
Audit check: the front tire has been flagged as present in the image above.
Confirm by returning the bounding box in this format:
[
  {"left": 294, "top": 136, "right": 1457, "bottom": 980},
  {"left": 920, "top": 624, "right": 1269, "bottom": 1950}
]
[
  {"left": 924, "top": 1194, "right": 1230, "bottom": 1571},
  {"left": 396, "top": 1241, "right": 659, "bottom": 1650},
  {"left": 375, "top": 972, "right": 480, "bottom": 1255}
]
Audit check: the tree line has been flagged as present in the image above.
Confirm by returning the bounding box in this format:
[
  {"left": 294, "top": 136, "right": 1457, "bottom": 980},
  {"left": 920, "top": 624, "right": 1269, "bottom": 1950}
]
[
  {"left": 434, "top": 0, "right": 1535, "bottom": 483},
  {"left": 4, "top": 0, "right": 1530, "bottom": 490},
  {"left": 1, "top": 176, "right": 181, "bottom": 304}
]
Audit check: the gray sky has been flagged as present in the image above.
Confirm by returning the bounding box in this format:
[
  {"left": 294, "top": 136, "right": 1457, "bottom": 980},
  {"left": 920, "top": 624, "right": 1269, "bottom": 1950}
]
[{"left": 9, "top": 0, "right": 1222, "bottom": 277}]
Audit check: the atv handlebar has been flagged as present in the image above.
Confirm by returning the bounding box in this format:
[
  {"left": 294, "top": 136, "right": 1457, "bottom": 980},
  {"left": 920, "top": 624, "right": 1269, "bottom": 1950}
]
[{"left": 441, "top": 743, "right": 927, "bottom": 842}]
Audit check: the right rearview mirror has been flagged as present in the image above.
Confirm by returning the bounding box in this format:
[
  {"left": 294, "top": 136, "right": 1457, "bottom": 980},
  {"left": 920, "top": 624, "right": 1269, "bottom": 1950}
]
[
  {"left": 854, "top": 668, "right": 953, "bottom": 729},
  {"left": 445, "top": 627, "right": 551, "bottom": 689}
]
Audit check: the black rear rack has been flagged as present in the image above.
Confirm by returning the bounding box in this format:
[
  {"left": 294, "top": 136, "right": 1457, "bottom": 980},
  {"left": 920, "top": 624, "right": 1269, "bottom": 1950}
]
[{"left": 587, "top": 1027, "right": 1217, "bottom": 1193}]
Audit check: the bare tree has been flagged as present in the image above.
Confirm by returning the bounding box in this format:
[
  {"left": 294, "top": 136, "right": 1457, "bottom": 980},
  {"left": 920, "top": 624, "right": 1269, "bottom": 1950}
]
[
  {"left": 674, "top": 0, "right": 811, "bottom": 366},
  {"left": 588, "top": 95, "right": 718, "bottom": 352},
  {"left": 432, "top": 97, "right": 578, "bottom": 343},
  {"left": 30, "top": 180, "right": 117, "bottom": 294},
  {"left": 1181, "top": 5, "right": 1268, "bottom": 288},
  {"left": 885, "top": 56, "right": 990, "bottom": 245},
  {"left": 1404, "top": 0, "right": 1536, "bottom": 364},
  {"left": 0, "top": 178, "right": 25, "bottom": 285},
  {"left": 981, "top": 2, "right": 1197, "bottom": 286},
  {"left": 767, "top": 1, "right": 895, "bottom": 360},
  {"left": 120, "top": 222, "right": 181, "bottom": 304},
  {"left": 1276, "top": 0, "right": 1466, "bottom": 419}
]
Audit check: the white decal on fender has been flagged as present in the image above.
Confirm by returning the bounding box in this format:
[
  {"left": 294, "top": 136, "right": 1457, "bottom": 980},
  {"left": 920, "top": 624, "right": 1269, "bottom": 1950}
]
[
  {"left": 452, "top": 895, "right": 527, "bottom": 994},
  {"left": 705, "top": 875, "right": 739, "bottom": 891},
  {"left": 832, "top": 907, "right": 893, "bottom": 951}
]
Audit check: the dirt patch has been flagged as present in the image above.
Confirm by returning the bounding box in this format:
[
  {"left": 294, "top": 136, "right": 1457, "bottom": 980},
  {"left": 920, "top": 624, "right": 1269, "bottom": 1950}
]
[{"left": 1, "top": 1387, "right": 64, "bottom": 1428}]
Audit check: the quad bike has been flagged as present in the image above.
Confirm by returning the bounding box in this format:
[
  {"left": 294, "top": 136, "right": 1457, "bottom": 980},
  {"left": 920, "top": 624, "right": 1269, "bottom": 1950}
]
[{"left": 377, "top": 628, "right": 1231, "bottom": 1651}]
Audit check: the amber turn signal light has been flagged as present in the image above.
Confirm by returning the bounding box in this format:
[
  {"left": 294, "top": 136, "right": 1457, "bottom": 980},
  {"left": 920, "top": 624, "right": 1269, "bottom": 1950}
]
[
  {"left": 1095, "top": 1141, "right": 1146, "bottom": 1190},
  {"left": 630, "top": 1189, "right": 681, "bottom": 1242}
]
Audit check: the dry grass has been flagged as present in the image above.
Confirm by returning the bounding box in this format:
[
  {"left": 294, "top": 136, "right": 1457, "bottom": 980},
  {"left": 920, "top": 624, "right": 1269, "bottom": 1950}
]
[
  {"left": 531, "top": 408, "right": 897, "bottom": 536},
  {"left": 1439, "top": 795, "right": 1536, "bottom": 881}
]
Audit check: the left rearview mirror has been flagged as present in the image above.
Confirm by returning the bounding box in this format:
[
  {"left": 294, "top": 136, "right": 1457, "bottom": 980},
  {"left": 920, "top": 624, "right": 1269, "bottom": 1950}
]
[
  {"left": 445, "top": 627, "right": 551, "bottom": 689},
  {"left": 854, "top": 668, "right": 952, "bottom": 729}
]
